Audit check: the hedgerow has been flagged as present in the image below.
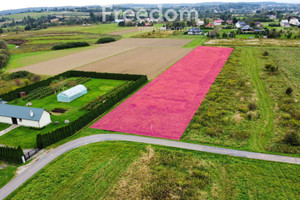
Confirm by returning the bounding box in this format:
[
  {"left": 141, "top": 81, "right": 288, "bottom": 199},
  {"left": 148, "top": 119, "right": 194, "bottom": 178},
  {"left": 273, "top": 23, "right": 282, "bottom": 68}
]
[
  {"left": 0, "top": 146, "right": 24, "bottom": 164},
  {"left": 96, "top": 37, "right": 116, "bottom": 44},
  {"left": 52, "top": 42, "right": 90, "bottom": 50}
]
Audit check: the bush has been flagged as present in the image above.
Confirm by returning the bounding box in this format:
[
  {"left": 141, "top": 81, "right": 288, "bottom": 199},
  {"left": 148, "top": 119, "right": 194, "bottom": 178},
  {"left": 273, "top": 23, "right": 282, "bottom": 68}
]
[
  {"left": 96, "top": 37, "right": 116, "bottom": 44},
  {"left": 31, "top": 75, "right": 41, "bottom": 82},
  {"left": 9, "top": 71, "right": 32, "bottom": 79},
  {"left": 286, "top": 87, "right": 293, "bottom": 95},
  {"left": 248, "top": 103, "right": 257, "bottom": 111},
  {"left": 0, "top": 40, "right": 9, "bottom": 68},
  {"left": 230, "top": 131, "right": 250, "bottom": 140},
  {"left": 206, "top": 127, "right": 222, "bottom": 137},
  {"left": 270, "top": 66, "right": 276, "bottom": 72},
  {"left": 0, "top": 40, "right": 8, "bottom": 49},
  {"left": 283, "top": 132, "right": 300, "bottom": 146},
  {"left": 265, "top": 64, "right": 272, "bottom": 70},
  {"left": 52, "top": 42, "right": 89, "bottom": 50},
  {"left": 262, "top": 51, "right": 269, "bottom": 56}
]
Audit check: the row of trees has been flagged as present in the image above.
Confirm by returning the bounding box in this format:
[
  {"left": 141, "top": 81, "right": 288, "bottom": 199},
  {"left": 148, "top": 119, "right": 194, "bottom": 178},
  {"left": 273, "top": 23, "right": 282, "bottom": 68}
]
[
  {"left": 37, "top": 72, "right": 148, "bottom": 148},
  {"left": 0, "top": 146, "right": 24, "bottom": 163},
  {"left": 0, "top": 40, "right": 10, "bottom": 68}
]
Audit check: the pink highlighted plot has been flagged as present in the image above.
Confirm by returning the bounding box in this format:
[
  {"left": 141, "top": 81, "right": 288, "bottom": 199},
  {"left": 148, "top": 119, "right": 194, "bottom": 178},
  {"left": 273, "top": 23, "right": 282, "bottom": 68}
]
[{"left": 91, "top": 46, "right": 233, "bottom": 140}]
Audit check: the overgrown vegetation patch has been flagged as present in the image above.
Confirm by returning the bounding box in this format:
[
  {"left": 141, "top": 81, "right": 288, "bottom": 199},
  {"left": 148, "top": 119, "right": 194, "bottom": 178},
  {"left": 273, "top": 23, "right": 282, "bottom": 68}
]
[{"left": 182, "top": 46, "right": 300, "bottom": 154}]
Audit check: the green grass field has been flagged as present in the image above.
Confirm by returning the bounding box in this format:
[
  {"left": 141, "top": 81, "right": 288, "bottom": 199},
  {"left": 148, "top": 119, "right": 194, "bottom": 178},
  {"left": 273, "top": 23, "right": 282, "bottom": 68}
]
[
  {"left": 0, "top": 78, "right": 126, "bottom": 148},
  {"left": 5, "top": 45, "right": 96, "bottom": 71},
  {"left": 5, "top": 142, "right": 300, "bottom": 199},
  {"left": 2, "top": 12, "right": 90, "bottom": 20},
  {"left": 0, "top": 123, "right": 10, "bottom": 131},
  {"left": 0, "top": 162, "right": 17, "bottom": 189},
  {"left": 3, "top": 24, "right": 128, "bottom": 53},
  {"left": 1, "top": 24, "right": 132, "bottom": 71}
]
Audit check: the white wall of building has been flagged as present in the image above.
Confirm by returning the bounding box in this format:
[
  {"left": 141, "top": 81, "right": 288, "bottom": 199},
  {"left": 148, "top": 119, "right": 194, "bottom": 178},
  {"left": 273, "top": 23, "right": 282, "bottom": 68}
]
[
  {"left": 39, "top": 111, "right": 52, "bottom": 128},
  {"left": 18, "top": 118, "right": 40, "bottom": 128},
  {"left": 0, "top": 116, "right": 13, "bottom": 124},
  {"left": 0, "top": 111, "right": 51, "bottom": 128}
]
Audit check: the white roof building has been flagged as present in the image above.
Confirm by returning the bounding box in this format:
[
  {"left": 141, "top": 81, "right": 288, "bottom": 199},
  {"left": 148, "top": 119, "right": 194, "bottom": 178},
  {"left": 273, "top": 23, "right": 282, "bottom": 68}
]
[
  {"left": 280, "top": 20, "right": 290, "bottom": 27},
  {"left": 57, "top": 84, "right": 87, "bottom": 103},
  {"left": 0, "top": 104, "right": 51, "bottom": 128},
  {"left": 289, "top": 17, "right": 299, "bottom": 26}
]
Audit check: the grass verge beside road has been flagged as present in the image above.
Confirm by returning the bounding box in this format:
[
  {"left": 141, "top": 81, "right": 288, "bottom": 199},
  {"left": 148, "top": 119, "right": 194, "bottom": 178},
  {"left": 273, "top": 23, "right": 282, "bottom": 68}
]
[{"left": 6, "top": 142, "right": 300, "bottom": 200}]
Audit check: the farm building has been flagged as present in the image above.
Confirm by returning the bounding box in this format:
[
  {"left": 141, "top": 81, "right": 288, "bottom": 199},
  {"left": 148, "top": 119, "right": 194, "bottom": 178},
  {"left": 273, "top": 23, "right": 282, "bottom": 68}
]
[
  {"left": 0, "top": 104, "right": 51, "bottom": 128},
  {"left": 57, "top": 84, "right": 87, "bottom": 103}
]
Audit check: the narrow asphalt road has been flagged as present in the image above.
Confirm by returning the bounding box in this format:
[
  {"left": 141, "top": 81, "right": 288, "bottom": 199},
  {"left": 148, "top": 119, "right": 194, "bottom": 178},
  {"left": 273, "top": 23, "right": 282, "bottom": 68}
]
[{"left": 1, "top": 134, "right": 299, "bottom": 199}]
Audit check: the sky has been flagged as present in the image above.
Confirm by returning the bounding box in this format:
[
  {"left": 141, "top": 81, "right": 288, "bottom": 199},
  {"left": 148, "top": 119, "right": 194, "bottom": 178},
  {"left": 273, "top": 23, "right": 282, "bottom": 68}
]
[{"left": 0, "top": 0, "right": 299, "bottom": 12}]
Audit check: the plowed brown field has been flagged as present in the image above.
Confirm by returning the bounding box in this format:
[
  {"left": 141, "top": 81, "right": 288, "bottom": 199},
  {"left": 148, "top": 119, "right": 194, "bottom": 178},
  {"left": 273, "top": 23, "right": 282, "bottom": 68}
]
[
  {"left": 12, "top": 39, "right": 192, "bottom": 76},
  {"left": 76, "top": 47, "right": 192, "bottom": 79}
]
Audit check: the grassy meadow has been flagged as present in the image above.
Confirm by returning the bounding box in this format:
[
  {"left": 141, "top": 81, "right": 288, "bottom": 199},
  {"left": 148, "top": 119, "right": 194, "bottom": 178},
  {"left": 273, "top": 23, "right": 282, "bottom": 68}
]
[
  {"left": 0, "top": 78, "right": 126, "bottom": 148},
  {"left": 4, "top": 24, "right": 125, "bottom": 54},
  {"left": 5, "top": 142, "right": 300, "bottom": 199},
  {"left": 0, "top": 123, "right": 10, "bottom": 131},
  {"left": 2, "top": 11, "right": 90, "bottom": 20},
  {"left": 5, "top": 45, "right": 96, "bottom": 71},
  {"left": 182, "top": 46, "right": 300, "bottom": 155}
]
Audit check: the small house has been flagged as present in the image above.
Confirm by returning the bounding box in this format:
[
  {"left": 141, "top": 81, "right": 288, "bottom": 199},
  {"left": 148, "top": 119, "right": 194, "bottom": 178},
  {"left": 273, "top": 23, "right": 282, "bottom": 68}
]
[
  {"left": 226, "top": 20, "right": 233, "bottom": 25},
  {"left": 289, "top": 17, "right": 299, "bottom": 26},
  {"left": 280, "top": 20, "right": 290, "bottom": 27},
  {"left": 57, "top": 84, "right": 87, "bottom": 103},
  {"left": 187, "top": 28, "right": 203, "bottom": 35},
  {"left": 255, "top": 22, "right": 263, "bottom": 28},
  {"left": 214, "top": 19, "right": 224, "bottom": 26},
  {"left": 0, "top": 104, "right": 51, "bottom": 128},
  {"left": 205, "top": 23, "right": 215, "bottom": 28},
  {"left": 269, "top": 15, "right": 277, "bottom": 19},
  {"left": 241, "top": 25, "right": 253, "bottom": 33},
  {"left": 196, "top": 20, "right": 204, "bottom": 26},
  {"left": 236, "top": 21, "right": 247, "bottom": 28}
]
